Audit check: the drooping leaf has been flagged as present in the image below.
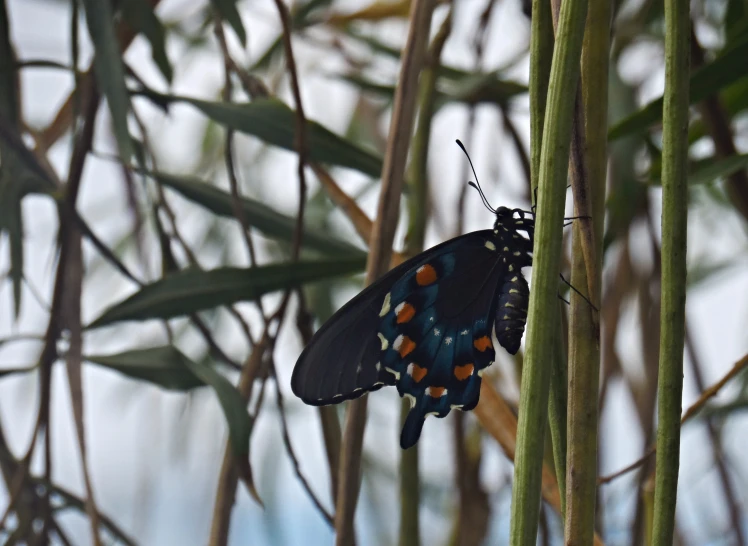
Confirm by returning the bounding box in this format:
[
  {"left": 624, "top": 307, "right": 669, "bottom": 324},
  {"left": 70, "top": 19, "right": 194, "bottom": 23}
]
[
  {"left": 151, "top": 170, "right": 364, "bottom": 256},
  {"left": 688, "top": 154, "right": 748, "bottom": 186},
  {"left": 0, "top": 365, "right": 36, "bottom": 379},
  {"left": 210, "top": 0, "right": 247, "bottom": 45},
  {"left": 325, "top": 0, "right": 411, "bottom": 25},
  {"left": 81, "top": 0, "right": 135, "bottom": 161},
  {"left": 177, "top": 350, "right": 253, "bottom": 460},
  {"left": 87, "top": 345, "right": 255, "bottom": 474},
  {"left": 88, "top": 257, "right": 367, "bottom": 328},
  {"left": 608, "top": 35, "right": 748, "bottom": 141},
  {"left": 134, "top": 90, "right": 384, "bottom": 177},
  {"left": 336, "top": 71, "right": 527, "bottom": 108},
  {"left": 121, "top": 0, "right": 173, "bottom": 82},
  {"left": 85, "top": 346, "right": 205, "bottom": 390},
  {"left": 647, "top": 154, "right": 748, "bottom": 187}
]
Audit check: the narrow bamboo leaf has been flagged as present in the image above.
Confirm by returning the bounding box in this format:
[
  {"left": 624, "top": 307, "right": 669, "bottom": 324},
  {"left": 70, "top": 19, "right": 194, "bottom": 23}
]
[
  {"left": 85, "top": 346, "right": 205, "bottom": 390},
  {"left": 688, "top": 77, "right": 748, "bottom": 144},
  {"left": 210, "top": 0, "right": 247, "bottom": 45},
  {"left": 0, "top": 5, "right": 25, "bottom": 317},
  {"left": 121, "top": 0, "right": 173, "bottom": 82},
  {"left": 88, "top": 257, "right": 366, "bottom": 328},
  {"left": 135, "top": 90, "right": 383, "bottom": 177},
  {"left": 152, "top": 170, "right": 364, "bottom": 256},
  {"left": 81, "top": 0, "right": 135, "bottom": 161},
  {"left": 694, "top": 399, "right": 748, "bottom": 420},
  {"left": 688, "top": 153, "right": 748, "bottom": 186},
  {"left": 0, "top": 172, "right": 24, "bottom": 317},
  {"left": 647, "top": 153, "right": 748, "bottom": 186},
  {"left": 337, "top": 71, "right": 527, "bottom": 108},
  {"left": 250, "top": 0, "right": 332, "bottom": 70},
  {"left": 88, "top": 345, "right": 255, "bottom": 463},
  {"left": 608, "top": 36, "right": 748, "bottom": 141},
  {"left": 0, "top": 365, "right": 36, "bottom": 378},
  {"left": 326, "top": 0, "right": 411, "bottom": 24},
  {"left": 177, "top": 351, "right": 254, "bottom": 459}
]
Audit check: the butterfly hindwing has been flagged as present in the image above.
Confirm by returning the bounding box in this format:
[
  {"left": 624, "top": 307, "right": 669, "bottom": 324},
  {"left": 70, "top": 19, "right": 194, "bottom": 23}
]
[{"left": 375, "top": 235, "right": 507, "bottom": 448}]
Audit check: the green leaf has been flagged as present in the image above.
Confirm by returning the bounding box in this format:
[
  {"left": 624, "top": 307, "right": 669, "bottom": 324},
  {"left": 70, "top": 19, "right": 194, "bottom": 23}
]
[
  {"left": 121, "top": 0, "right": 173, "bottom": 82},
  {"left": 647, "top": 153, "right": 748, "bottom": 186},
  {"left": 88, "top": 257, "right": 367, "bottom": 328},
  {"left": 135, "top": 90, "right": 383, "bottom": 177},
  {"left": 178, "top": 350, "right": 253, "bottom": 459},
  {"left": 151, "top": 170, "right": 364, "bottom": 256},
  {"left": 88, "top": 345, "right": 255, "bottom": 461},
  {"left": 85, "top": 346, "right": 205, "bottom": 390},
  {"left": 0, "top": 365, "right": 36, "bottom": 379},
  {"left": 688, "top": 153, "right": 748, "bottom": 186},
  {"left": 210, "top": 0, "right": 247, "bottom": 45},
  {"left": 337, "top": 71, "right": 527, "bottom": 108},
  {"left": 608, "top": 35, "right": 748, "bottom": 141},
  {"left": 81, "top": 0, "right": 135, "bottom": 161},
  {"left": 688, "top": 77, "right": 748, "bottom": 144}
]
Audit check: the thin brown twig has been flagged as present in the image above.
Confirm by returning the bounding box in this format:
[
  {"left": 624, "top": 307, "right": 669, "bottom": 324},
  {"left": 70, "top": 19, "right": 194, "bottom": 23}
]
[
  {"left": 269, "top": 356, "right": 334, "bottom": 525},
  {"left": 598, "top": 352, "right": 748, "bottom": 484},
  {"left": 214, "top": 14, "right": 266, "bottom": 331},
  {"left": 335, "top": 1, "right": 437, "bottom": 544},
  {"left": 61, "top": 76, "right": 103, "bottom": 546}
]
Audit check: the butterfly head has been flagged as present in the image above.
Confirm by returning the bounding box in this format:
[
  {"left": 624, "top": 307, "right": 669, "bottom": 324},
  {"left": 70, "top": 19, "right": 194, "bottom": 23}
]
[{"left": 493, "top": 206, "right": 535, "bottom": 243}]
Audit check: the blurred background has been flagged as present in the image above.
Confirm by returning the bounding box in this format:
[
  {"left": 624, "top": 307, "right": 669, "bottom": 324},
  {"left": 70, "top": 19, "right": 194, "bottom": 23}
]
[{"left": 0, "top": 0, "right": 747, "bottom": 544}]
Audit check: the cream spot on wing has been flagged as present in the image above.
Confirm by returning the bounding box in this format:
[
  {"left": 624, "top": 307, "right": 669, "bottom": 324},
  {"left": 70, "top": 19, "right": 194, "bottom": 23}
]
[
  {"left": 485, "top": 241, "right": 496, "bottom": 251},
  {"left": 379, "top": 292, "right": 391, "bottom": 317},
  {"left": 445, "top": 337, "right": 453, "bottom": 345},
  {"left": 433, "top": 328, "right": 441, "bottom": 336},
  {"left": 378, "top": 333, "right": 389, "bottom": 351},
  {"left": 385, "top": 366, "right": 401, "bottom": 380},
  {"left": 461, "top": 329, "right": 469, "bottom": 335}
]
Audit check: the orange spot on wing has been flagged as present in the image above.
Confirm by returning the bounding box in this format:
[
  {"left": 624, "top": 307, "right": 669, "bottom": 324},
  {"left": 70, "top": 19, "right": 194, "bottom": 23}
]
[
  {"left": 398, "top": 336, "right": 416, "bottom": 358},
  {"left": 416, "top": 264, "right": 437, "bottom": 286},
  {"left": 409, "top": 363, "right": 427, "bottom": 383},
  {"left": 453, "top": 363, "right": 474, "bottom": 381},
  {"left": 474, "top": 336, "right": 492, "bottom": 352},
  {"left": 396, "top": 303, "right": 416, "bottom": 324},
  {"left": 428, "top": 386, "right": 446, "bottom": 398}
]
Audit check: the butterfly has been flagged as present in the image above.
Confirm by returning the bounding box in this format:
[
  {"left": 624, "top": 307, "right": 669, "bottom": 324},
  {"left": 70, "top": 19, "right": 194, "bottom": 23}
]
[{"left": 291, "top": 147, "right": 535, "bottom": 449}]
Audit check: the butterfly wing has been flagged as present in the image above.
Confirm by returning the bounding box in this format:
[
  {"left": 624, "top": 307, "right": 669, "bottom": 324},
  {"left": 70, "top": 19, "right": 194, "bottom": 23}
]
[
  {"left": 291, "top": 232, "right": 494, "bottom": 405},
  {"left": 374, "top": 233, "right": 511, "bottom": 448}
]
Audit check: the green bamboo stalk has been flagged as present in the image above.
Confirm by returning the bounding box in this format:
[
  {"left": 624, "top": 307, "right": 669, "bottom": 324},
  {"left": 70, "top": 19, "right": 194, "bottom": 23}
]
[
  {"left": 509, "top": 0, "right": 588, "bottom": 542},
  {"left": 529, "top": 0, "right": 568, "bottom": 517},
  {"left": 547, "top": 304, "right": 568, "bottom": 515},
  {"left": 652, "top": 0, "right": 690, "bottom": 542},
  {"left": 564, "top": 0, "right": 610, "bottom": 541},
  {"left": 529, "top": 0, "right": 554, "bottom": 192}
]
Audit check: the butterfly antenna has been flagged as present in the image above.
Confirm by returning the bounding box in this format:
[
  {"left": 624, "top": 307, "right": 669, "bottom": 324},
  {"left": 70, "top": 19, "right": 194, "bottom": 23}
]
[{"left": 456, "top": 139, "right": 495, "bottom": 213}]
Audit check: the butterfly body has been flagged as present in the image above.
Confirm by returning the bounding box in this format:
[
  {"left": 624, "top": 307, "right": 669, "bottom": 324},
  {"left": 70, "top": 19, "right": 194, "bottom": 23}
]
[{"left": 291, "top": 207, "right": 534, "bottom": 448}]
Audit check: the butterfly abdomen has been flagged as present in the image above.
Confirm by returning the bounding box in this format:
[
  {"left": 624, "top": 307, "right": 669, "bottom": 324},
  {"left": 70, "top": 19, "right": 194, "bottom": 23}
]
[{"left": 494, "top": 273, "right": 530, "bottom": 355}]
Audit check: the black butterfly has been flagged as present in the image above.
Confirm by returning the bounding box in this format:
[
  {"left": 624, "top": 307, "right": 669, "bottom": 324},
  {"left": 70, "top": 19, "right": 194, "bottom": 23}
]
[{"left": 291, "top": 176, "right": 535, "bottom": 449}]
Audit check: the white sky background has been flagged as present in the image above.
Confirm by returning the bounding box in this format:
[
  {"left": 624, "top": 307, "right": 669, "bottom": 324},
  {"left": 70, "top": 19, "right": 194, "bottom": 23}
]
[{"left": 1, "top": 0, "right": 747, "bottom": 544}]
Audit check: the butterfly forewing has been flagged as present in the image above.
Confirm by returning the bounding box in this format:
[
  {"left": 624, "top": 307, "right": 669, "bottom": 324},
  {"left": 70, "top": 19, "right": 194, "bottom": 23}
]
[{"left": 291, "top": 232, "right": 495, "bottom": 405}]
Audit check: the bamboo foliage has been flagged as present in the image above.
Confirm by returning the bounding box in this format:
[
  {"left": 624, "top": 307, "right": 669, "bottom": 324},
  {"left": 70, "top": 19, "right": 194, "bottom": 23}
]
[{"left": 0, "top": 0, "right": 746, "bottom": 545}]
